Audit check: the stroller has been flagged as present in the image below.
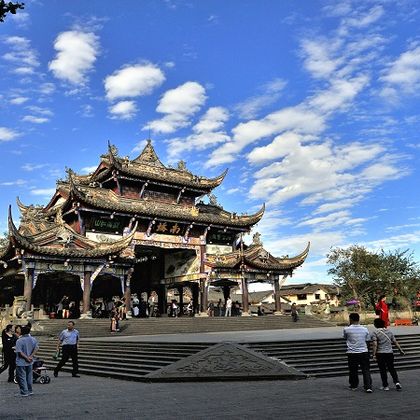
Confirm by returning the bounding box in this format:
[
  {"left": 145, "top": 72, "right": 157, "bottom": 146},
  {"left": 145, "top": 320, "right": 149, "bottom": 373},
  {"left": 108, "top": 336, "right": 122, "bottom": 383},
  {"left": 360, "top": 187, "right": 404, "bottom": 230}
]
[{"left": 33, "top": 359, "right": 51, "bottom": 384}]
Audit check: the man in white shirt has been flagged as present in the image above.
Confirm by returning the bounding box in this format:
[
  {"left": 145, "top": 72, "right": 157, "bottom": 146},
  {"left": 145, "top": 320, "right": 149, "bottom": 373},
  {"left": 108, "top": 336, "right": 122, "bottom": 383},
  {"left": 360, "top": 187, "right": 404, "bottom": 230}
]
[
  {"left": 53, "top": 321, "right": 80, "bottom": 378},
  {"left": 343, "top": 312, "right": 372, "bottom": 393},
  {"left": 225, "top": 297, "right": 232, "bottom": 317}
]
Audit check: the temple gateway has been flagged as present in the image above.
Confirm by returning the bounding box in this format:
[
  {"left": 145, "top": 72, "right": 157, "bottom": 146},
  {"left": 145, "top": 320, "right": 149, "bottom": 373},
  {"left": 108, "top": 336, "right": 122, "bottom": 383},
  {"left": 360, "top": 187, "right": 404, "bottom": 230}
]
[{"left": 0, "top": 141, "right": 309, "bottom": 318}]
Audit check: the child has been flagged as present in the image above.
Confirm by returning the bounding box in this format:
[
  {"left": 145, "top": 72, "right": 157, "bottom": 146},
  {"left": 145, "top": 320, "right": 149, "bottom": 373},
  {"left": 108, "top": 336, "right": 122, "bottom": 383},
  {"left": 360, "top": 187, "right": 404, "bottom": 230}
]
[{"left": 371, "top": 318, "right": 404, "bottom": 391}]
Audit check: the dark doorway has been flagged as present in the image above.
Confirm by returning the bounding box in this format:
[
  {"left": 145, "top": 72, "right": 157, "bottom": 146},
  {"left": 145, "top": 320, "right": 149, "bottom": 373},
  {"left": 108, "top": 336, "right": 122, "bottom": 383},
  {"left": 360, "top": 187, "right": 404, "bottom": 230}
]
[
  {"left": 0, "top": 275, "right": 24, "bottom": 306},
  {"left": 91, "top": 275, "right": 122, "bottom": 300},
  {"left": 32, "top": 272, "right": 82, "bottom": 315}
]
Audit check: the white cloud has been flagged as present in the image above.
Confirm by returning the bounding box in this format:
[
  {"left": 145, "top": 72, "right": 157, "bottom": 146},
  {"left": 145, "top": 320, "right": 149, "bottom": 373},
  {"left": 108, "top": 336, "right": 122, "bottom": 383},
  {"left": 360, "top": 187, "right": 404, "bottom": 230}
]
[
  {"left": 380, "top": 45, "right": 420, "bottom": 96},
  {"left": 131, "top": 140, "right": 148, "bottom": 155},
  {"left": 234, "top": 78, "right": 287, "bottom": 119},
  {"left": 2, "top": 36, "right": 39, "bottom": 75},
  {"left": 104, "top": 63, "right": 165, "bottom": 101},
  {"left": 49, "top": 31, "right": 99, "bottom": 85},
  {"left": 0, "top": 127, "right": 21, "bottom": 142},
  {"left": 301, "top": 38, "right": 342, "bottom": 79},
  {"left": 0, "top": 179, "right": 26, "bottom": 186},
  {"left": 80, "top": 104, "right": 94, "bottom": 118},
  {"left": 249, "top": 140, "right": 403, "bottom": 207},
  {"left": 166, "top": 106, "right": 229, "bottom": 159},
  {"left": 30, "top": 188, "right": 56, "bottom": 196},
  {"left": 108, "top": 100, "right": 137, "bottom": 120},
  {"left": 313, "top": 198, "right": 362, "bottom": 215},
  {"left": 207, "top": 106, "right": 325, "bottom": 167},
  {"left": 342, "top": 5, "right": 384, "bottom": 31},
  {"left": 10, "top": 96, "right": 29, "bottom": 105},
  {"left": 21, "top": 163, "right": 48, "bottom": 171},
  {"left": 364, "top": 230, "right": 420, "bottom": 252},
  {"left": 81, "top": 165, "right": 97, "bottom": 174},
  {"left": 39, "top": 83, "right": 55, "bottom": 96},
  {"left": 262, "top": 230, "right": 344, "bottom": 259},
  {"left": 298, "top": 210, "right": 367, "bottom": 231},
  {"left": 26, "top": 106, "right": 53, "bottom": 117},
  {"left": 8, "top": 11, "right": 30, "bottom": 27},
  {"left": 145, "top": 81, "right": 207, "bottom": 134},
  {"left": 22, "top": 115, "right": 49, "bottom": 124}
]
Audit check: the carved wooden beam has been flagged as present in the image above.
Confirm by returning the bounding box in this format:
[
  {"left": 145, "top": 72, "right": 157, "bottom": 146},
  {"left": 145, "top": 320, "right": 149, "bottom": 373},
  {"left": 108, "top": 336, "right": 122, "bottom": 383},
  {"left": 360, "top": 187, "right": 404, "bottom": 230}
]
[
  {"left": 176, "top": 187, "right": 186, "bottom": 204},
  {"left": 139, "top": 180, "right": 149, "bottom": 198},
  {"left": 183, "top": 223, "right": 194, "bottom": 241},
  {"left": 146, "top": 218, "right": 156, "bottom": 237}
]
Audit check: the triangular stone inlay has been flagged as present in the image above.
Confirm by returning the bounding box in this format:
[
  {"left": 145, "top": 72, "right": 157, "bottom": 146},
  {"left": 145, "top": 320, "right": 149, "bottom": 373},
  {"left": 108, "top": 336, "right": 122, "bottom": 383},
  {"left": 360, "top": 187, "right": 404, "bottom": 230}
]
[{"left": 146, "top": 342, "right": 306, "bottom": 381}]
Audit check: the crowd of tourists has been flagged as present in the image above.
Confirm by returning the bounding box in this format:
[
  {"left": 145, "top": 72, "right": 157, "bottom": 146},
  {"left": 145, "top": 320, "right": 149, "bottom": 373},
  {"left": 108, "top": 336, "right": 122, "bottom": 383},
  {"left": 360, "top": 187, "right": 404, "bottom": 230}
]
[{"left": 0, "top": 320, "right": 79, "bottom": 396}]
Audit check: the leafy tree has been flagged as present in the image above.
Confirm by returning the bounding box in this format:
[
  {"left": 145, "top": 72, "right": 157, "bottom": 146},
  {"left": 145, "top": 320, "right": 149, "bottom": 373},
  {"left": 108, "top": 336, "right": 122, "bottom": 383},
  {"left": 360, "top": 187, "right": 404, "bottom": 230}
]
[
  {"left": 327, "top": 245, "right": 420, "bottom": 311},
  {"left": 0, "top": 231, "right": 8, "bottom": 248},
  {"left": 0, "top": 1, "right": 24, "bottom": 22}
]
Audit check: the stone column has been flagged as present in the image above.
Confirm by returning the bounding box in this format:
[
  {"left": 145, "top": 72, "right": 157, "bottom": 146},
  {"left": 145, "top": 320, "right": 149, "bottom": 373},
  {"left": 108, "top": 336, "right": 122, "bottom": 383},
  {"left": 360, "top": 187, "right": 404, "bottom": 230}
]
[
  {"left": 158, "top": 285, "right": 167, "bottom": 315},
  {"left": 192, "top": 283, "right": 199, "bottom": 315},
  {"left": 177, "top": 286, "right": 184, "bottom": 316},
  {"left": 274, "top": 275, "right": 282, "bottom": 315},
  {"left": 199, "top": 278, "right": 209, "bottom": 317},
  {"left": 125, "top": 268, "right": 134, "bottom": 319},
  {"left": 222, "top": 285, "right": 230, "bottom": 303},
  {"left": 81, "top": 271, "right": 92, "bottom": 318},
  {"left": 241, "top": 275, "right": 250, "bottom": 316},
  {"left": 24, "top": 268, "right": 34, "bottom": 313}
]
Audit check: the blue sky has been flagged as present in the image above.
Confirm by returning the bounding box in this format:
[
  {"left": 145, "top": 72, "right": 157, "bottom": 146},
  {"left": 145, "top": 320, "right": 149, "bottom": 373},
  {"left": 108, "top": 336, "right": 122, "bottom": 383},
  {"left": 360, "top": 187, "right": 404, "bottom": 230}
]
[{"left": 0, "top": 0, "right": 419, "bottom": 285}]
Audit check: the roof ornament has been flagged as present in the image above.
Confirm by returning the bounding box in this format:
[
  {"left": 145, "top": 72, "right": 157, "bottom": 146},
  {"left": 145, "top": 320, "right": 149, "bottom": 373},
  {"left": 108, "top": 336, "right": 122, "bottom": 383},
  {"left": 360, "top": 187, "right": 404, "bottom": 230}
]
[
  {"left": 55, "top": 207, "right": 65, "bottom": 227},
  {"left": 208, "top": 193, "right": 221, "bottom": 207},
  {"left": 177, "top": 160, "right": 189, "bottom": 172},
  {"left": 107, "top": 140, "right": 119, "bottom": 156},
  {"left": 258, "top": 249, "right": 270, "bottom": 263},
  {"left": 252, "top": 232, "right": 263, "bottom": 247}
]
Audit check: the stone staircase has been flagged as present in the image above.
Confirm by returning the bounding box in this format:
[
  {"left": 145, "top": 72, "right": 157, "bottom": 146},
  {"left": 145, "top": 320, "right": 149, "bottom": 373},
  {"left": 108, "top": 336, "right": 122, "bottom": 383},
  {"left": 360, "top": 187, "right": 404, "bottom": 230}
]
[
  {"left": 36, "top": 340, "right": 210, "bottom": 381},
  {"left": 31, "top": 315, "right": 333, "bottom": 338},
  {"left": 247, "top": 334, "right": 420, "bottom": 377},
  {"left": 33, "top": 332, "right": 420, "bottom": 382}
]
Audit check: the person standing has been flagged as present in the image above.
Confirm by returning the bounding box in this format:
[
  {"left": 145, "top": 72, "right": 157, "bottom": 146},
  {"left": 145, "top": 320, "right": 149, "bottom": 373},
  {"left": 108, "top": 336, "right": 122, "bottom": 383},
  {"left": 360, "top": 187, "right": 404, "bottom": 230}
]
[
  {"left": 0, "top": 324, "right": 17, "bottom": 382},
  {"left": 343, "top": 312, "right": 373, "bottom": 393},
  {"left": 291, "top": 303, "right": 298, "bottom": 322},
  {"left": 15, "top": 325, "right": 38, "bottom": 397},
  {"left": 53, "top": 321, "right": 80, "bottom": 378},
  {"left": 375, "top": 295, "right": 390, "bottom": 327},
  {"left": 225, "top": 297, "right": 232, "bottom": 317},
  {"left": 372, "top": 318, "right": 404, "bottom": 391}
]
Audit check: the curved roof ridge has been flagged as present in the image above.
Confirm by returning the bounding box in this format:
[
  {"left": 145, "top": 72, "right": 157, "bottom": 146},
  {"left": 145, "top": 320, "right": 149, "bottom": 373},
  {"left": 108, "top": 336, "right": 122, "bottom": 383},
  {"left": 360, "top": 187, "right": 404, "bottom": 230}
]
[{"left": 8, "top": 205, "right": 137, "bottom": 258}]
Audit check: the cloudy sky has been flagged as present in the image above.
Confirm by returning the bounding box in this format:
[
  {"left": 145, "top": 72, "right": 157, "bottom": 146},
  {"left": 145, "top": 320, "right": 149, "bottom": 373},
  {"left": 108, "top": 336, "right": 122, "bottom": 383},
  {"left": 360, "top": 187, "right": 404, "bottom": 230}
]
[{"left": 0, "top": 0, "right": 419, "bottom": 285}]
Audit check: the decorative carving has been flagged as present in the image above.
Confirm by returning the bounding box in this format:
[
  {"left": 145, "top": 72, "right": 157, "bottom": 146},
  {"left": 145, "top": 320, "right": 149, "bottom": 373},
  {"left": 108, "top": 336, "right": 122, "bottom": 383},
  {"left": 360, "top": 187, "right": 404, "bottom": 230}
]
[
  {"left": 252, "top": 232, "right": 263, "bottom": 246},
  {"left": 145, "top": 343, "right": 306, "bottom": 380},
  {"left": 109, "top": 143, "right": 119, "bottom": 156},
  {"left": 208, "top": 193, "right": 220, "bottom": 207},
  {"left": 258, "top": 249, "right": 270, "bottom": 263},
  {"left": 177, "top": 160, "right": 189, "bottom": 172}
]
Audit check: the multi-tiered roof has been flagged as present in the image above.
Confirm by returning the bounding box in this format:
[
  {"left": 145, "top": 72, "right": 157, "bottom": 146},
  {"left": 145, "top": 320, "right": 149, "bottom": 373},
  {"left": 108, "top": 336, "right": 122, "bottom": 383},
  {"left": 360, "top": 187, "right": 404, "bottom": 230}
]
[{"left": 0, "top": 141, "right": 267, "bottom": 263}]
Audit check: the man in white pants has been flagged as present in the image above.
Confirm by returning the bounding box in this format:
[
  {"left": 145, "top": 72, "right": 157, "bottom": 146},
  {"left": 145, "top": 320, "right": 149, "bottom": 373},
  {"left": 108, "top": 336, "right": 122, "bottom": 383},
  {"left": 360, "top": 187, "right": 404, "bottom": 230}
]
[{"left": 225, "top": 297, "right": 232, "bottom": 317}]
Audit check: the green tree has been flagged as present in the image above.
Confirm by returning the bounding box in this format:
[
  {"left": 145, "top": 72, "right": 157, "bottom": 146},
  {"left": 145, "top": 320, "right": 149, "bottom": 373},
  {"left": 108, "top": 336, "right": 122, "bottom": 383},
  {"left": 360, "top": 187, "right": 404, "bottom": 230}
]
[
  {"left": 0, "top": 231, "right": 8, "bottom": 248},
  {"left": 327, "top": 245, "right": 420, "bottom": 311},
  {"left": 0, "top": 1, "right": 24, "bottom": 22}
]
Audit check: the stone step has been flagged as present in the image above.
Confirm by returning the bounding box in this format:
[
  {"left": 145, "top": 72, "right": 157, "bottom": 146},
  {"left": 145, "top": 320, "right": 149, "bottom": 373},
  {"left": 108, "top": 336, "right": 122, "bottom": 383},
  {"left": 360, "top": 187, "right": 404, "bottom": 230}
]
[
  {"left": 31, "top": 315, "right": 334, "bottom": 337},
  {"left": 248, "top": 334, "right": 420, "bottom": 378}
]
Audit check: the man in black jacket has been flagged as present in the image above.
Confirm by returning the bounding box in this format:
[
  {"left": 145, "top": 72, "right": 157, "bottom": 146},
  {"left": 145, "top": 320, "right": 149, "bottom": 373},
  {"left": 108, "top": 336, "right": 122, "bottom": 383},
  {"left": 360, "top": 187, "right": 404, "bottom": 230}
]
[{"left": 0, "top": 324, "right": 17, "bottom": 382}]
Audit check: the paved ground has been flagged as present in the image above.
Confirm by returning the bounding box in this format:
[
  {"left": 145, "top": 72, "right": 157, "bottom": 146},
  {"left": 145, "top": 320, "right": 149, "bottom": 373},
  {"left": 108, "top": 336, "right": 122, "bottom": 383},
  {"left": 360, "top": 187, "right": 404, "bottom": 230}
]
[
  {"left": 85, "top": 325, "right": 420, "bottom": 343},
  {"left": 0, "top": 368, "right": 418, "bottom": 419}
]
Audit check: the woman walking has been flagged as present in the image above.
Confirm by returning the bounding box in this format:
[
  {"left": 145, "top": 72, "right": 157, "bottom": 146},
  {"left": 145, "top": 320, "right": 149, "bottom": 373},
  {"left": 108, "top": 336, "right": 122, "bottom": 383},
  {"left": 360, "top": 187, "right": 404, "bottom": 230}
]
[
  {"left": 0, "top": 324, "right": 17, "bottom": 382},
  {"left": 371, "top": 318, "right": 404, "bottom": 391},
  {"left": 375, "top": 295, "right": 390, "bottom": 327}
]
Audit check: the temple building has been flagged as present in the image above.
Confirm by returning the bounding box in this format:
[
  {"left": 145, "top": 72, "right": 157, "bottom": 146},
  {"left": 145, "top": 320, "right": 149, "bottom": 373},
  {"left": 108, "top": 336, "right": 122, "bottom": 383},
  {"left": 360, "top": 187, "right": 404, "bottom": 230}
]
[{"left": 0, "top": 141, "right": 309, "bottom": 318}]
